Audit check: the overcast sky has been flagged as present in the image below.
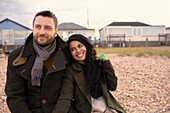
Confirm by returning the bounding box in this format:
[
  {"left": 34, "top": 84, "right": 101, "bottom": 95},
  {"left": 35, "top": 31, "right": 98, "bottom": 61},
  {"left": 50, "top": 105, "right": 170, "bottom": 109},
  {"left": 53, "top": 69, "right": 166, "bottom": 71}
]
[{"left": 0, "top": 0, "right": 170, "bottom": 38}]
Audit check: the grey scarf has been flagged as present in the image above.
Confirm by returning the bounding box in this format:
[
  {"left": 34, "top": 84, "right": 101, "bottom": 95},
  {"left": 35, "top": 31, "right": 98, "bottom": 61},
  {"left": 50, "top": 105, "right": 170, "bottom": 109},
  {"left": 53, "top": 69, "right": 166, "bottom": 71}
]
[{"left": 31, "top": 39, "right": 56, "bottom": 86}]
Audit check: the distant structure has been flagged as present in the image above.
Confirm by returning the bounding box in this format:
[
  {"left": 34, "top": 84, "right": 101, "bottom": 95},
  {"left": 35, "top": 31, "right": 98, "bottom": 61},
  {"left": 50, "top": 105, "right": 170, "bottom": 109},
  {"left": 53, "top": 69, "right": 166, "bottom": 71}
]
[
  {"left": 99, "top": 22, "right": 169, "bottom": 47},
  {"left": 165, "top": 27, "right": 170, "bottom": 46},
  {"left": 166, "top": 27, "right": 170, "bottom": 34},
  {"left": 87, "top": 7, "right": 89, "bottom": 27},
  {"left": 58, "top": 22, "right": 95, "bottom": 41},
  {"left": 0, "top": 18, "right": 32, "bottom": 53}
]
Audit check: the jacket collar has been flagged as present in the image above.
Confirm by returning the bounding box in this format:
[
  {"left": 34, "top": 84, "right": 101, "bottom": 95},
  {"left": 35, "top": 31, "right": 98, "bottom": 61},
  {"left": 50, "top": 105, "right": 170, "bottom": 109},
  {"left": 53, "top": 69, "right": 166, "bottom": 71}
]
[
  {"left": 14, "top": 33, "right": 67, "bottom": 81},
  {"left": 45, "top": 47, "right": 66, "bottom": 75},
  {"left": 22, "top": 32, "right": 34, "bottom": 57},
  {"left": 72, "top": 61, "right": 92, "bottom": 104},
  {"left": 13, "top": 32, "right": 67, "bottom": 66},
  {"left": 22, "top": 32, "right": 67, "bottom": 57},
  {"left": 72, "top": 61, "right": 82, "bottom": 71},
  {"left": 72, "top": 62, "right": 107, "bottom": 105},
  {"left": 12, "top": 33, "right": 34, "bottom": 66}
]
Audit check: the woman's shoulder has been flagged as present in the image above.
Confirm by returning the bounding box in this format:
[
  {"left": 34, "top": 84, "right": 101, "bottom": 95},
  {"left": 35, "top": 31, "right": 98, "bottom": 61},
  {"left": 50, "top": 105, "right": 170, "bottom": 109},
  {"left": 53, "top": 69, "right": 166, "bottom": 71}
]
[{"left": 66, "top": 61, "right": 82, "bottom": 74}]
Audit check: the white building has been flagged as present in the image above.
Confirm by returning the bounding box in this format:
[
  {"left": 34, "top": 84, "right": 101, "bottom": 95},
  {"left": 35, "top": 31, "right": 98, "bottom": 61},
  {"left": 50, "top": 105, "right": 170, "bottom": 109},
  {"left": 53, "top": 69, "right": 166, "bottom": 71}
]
[
  {"left": 166, "top": 27, "right": 170, "bottom": 34},
  {"left": 99, "top": 22, "right": 165, "bottom": 47},
  {"left": 165, "top": 27, "right": 170, "bottom": 46},
  {"left": 58, "top": 22, "right": 95, "bottom": 41}
]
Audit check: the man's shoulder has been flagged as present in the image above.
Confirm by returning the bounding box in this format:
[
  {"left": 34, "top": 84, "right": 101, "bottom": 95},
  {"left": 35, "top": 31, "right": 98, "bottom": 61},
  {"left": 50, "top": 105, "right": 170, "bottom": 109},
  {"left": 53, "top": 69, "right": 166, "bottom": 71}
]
[{"left": 60, "top": 46, "right": 73, "bottom": 66}]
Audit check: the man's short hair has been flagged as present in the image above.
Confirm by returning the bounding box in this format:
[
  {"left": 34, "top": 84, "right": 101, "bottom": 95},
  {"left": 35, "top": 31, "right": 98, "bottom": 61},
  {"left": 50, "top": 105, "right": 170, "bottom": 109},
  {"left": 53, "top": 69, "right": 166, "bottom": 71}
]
[{"left": 33, "top": 10, "right": 58, "bottom": 30}]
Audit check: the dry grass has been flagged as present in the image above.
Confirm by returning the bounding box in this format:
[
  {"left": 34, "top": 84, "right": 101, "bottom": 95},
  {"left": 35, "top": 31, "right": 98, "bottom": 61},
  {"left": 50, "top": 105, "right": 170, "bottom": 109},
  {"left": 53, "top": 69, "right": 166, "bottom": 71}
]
[{"left": 95, "top": 46, "right": 170, "bottom": 57}]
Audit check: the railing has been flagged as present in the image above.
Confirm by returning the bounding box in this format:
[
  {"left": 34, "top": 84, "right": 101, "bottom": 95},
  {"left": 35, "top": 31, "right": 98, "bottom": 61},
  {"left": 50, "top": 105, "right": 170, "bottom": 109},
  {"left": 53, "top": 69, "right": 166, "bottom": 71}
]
[{"left": 2, "top": 41, "right": 22, "bottom": 53}]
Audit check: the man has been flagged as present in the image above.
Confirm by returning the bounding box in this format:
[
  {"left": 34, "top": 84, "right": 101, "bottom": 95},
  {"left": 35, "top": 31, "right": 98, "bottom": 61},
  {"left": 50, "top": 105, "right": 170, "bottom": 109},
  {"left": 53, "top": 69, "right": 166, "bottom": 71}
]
[{"left": 5, "top": 10, "right": 71, "bottom": 113}]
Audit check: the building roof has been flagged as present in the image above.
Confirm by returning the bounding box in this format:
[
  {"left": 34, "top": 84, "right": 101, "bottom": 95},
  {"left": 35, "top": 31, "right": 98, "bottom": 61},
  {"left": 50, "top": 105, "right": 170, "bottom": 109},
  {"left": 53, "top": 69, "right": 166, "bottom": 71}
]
[
  {"left": 107, "top": 22, "right": 151, "bottom": 26},
  {"left": 0, "top": 18, "right": 32, "bottom": 30},
  {"left": 58, "top": 22, "right": 94, "bottom": 30}
]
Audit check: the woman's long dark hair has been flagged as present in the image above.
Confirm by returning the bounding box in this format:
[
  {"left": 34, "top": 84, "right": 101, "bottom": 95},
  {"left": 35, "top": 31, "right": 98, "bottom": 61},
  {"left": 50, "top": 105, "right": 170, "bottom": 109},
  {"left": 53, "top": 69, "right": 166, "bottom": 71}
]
[
  {"left": 85, "top": 43, "right": 104, "bottom": 98},
  {"left": 67, "top": 34, "right": 104, "bottom": 98}
]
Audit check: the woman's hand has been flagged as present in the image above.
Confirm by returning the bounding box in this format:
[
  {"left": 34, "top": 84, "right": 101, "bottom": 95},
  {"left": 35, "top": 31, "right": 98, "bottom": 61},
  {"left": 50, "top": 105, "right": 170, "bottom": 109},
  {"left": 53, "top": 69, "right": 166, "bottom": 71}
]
[
  {"left": 95, "top": 54, "right": 99, "bottom": 60},
  {"left": 97, "top": 53, "right": 107, "bottom": 61}
]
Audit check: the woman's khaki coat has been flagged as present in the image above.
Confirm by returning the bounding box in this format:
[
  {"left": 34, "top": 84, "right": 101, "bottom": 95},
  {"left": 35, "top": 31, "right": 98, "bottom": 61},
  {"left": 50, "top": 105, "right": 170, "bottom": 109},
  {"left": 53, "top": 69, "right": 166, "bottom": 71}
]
[{"left": 53, "top": 61, "right": 126, "bottom": 113}]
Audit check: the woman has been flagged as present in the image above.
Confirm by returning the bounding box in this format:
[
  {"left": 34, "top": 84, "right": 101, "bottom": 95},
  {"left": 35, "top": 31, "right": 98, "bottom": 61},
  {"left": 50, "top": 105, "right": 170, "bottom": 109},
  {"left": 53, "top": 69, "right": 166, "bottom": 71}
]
[{"left": 52, "top": 34, "right": 126, "bottom": 113}]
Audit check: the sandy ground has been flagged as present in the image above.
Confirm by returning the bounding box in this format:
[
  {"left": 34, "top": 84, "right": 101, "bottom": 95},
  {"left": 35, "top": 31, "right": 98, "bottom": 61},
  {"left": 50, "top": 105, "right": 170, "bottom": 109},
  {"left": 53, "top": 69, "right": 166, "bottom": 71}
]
[{"left": 0, "top": 53, "right": 169, "bottom": 113}]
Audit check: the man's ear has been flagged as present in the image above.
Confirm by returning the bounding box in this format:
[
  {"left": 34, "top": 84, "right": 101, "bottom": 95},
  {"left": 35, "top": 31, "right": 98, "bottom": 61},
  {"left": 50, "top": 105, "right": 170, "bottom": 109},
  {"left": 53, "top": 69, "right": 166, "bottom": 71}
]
[{"left": 55, "top": 29, "right": 58, "bottom": 37}]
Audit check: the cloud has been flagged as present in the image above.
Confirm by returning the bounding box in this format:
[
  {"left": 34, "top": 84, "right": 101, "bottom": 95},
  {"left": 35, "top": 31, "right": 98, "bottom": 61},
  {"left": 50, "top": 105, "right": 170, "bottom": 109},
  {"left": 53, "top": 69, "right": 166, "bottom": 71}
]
[
  {"left": 0, "top": 0, "right": 40, "bottom": 28},
  {"left": 0, "top": 0, "right": 170, "bottom": 37},
  {"left": 0, "top": 0, "right": 30, "bottom": 16}
]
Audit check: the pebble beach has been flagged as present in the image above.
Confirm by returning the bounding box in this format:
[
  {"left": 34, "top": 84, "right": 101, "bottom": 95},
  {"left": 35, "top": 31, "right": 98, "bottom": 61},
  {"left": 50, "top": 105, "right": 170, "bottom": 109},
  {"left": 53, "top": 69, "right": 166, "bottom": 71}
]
[{"left": 0, "top": 53, "right": 169, "bottom": 113}]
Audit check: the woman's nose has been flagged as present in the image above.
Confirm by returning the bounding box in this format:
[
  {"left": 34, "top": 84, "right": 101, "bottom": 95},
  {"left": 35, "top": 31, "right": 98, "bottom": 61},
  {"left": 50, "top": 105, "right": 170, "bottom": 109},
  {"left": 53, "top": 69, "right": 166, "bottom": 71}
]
[{"left": 76, "top": 48, "right": 80, "bottom": 52}]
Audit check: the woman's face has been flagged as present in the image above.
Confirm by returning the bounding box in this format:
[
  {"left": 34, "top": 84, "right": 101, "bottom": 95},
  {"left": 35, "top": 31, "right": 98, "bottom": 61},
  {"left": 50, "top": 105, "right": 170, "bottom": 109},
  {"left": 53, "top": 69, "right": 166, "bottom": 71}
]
[{"left": 69, "top": 41, "right": 87, "bottom": 64}]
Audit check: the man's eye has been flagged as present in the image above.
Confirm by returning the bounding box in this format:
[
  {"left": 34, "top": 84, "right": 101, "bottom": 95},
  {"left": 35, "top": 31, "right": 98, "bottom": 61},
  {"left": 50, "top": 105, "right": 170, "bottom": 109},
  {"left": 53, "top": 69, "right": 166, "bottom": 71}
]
[
  {"left": 45, "top": 26, "right": 52, "bottom": 30},
  {"left": 35, "top": 25, "right": 41, "bottom": 29}
]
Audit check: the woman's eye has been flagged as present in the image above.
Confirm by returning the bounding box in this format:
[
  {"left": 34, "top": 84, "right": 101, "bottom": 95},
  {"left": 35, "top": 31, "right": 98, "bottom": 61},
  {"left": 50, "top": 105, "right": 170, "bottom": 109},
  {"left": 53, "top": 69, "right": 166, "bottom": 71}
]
[
  {"left": 78, "top": 44, "right": 83, "bottom": 48},
  {"left": 70, "top": 48, "right": 76, "bottom": 52}
]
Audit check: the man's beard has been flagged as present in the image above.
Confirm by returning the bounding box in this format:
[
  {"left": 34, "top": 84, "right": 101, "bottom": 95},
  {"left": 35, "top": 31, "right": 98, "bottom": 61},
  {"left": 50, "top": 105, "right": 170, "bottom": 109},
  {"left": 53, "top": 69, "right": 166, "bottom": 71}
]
[{"left": 33, "top": 34, "right": 55, "bottom": 48}]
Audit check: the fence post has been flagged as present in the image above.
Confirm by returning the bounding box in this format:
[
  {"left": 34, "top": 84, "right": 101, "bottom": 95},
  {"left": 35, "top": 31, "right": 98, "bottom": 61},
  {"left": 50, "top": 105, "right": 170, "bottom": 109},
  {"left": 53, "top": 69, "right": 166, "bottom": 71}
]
[
  {"left": 4, "top": 41, "right": 7, "bottom": 52},
  {"left": 112, "top": 41, "right": 114, "bottom": 47},
  {"left": 165, "top": 37, "right": 167, "bottom": 46},
  {"left": 119, "top": 39, "right": 121, "bottom": 47},
  {"left": 158, "top": 35, "right": 161, "bottom": 45},
  {"left": 129, "top": 39, "right": 131, "bottom": 47},
  {"left": 15, "top": 42, "right": 18, "bottom": 49},
  {"left": 146, "top": 38, "right": 148, "bottom": 47}
]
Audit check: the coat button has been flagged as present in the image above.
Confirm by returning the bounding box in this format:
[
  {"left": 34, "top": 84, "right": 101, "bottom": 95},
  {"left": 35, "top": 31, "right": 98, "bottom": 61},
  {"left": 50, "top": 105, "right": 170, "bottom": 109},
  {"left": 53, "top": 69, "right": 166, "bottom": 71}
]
[{"left": 42, "top": 99, "right": 46, "bottom": 104}]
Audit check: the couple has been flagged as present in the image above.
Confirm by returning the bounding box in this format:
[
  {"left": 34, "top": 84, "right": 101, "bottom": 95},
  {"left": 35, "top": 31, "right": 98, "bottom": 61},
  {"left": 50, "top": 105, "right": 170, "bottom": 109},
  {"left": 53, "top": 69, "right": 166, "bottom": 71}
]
[{"left": 5, "top": 10, "right": 126, "bottom": 113}]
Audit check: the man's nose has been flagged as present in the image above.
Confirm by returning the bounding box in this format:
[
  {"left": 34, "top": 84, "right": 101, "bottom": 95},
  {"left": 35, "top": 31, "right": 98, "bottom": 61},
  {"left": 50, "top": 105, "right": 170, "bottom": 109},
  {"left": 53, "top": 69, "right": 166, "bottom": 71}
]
[{"left": 39, "top": 28, "right": 45, "bottom": 34}]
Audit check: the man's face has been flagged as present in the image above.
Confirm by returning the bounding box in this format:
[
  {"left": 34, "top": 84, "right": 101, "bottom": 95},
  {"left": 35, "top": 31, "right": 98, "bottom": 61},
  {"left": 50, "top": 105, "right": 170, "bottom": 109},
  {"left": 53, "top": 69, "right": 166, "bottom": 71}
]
[{"left": 33, "top": 16, "right": 58, "bottom": 49}]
